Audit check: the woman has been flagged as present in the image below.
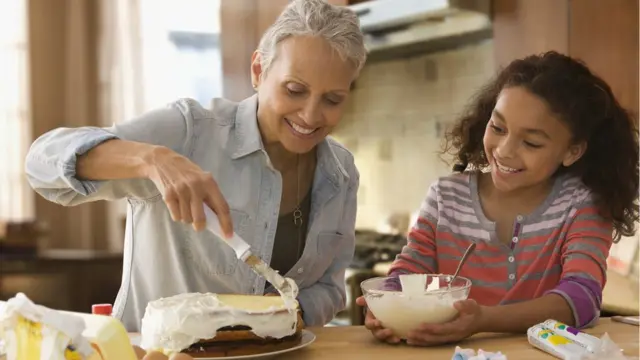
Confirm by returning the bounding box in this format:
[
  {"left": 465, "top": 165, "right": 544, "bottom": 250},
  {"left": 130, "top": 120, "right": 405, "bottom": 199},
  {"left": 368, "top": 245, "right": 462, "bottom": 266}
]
[{"left": 25, "top": 0, "right": 366, "bottom": 332}]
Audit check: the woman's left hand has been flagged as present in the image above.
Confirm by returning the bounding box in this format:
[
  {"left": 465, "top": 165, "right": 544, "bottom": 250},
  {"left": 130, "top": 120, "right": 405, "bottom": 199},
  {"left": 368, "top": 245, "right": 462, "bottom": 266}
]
[{"left": 405, "top": 299, "right": 484, "bottom": 346}]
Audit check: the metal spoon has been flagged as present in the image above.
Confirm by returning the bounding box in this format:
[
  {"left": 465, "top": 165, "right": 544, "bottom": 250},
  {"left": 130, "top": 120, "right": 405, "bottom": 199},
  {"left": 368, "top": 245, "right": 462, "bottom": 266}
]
[{"left": 448, "top": 242, "right": 476, "bottom": 289}]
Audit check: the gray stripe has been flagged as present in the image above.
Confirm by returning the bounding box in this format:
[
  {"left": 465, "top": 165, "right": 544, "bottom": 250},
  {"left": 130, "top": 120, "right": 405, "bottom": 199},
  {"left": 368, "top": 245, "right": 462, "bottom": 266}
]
[
  {"left": 414, "top": 218, "right": 436, "bottom": 232},
  {"left": 566, "top": 242, "right": 608, "bottom": 263},
  {"left": 441, "top": 199, "right": 476, "bottom": 215},
  {"left": 530, "top": 209, "right": 571, "bottom": 223},
  {"left": 439, "top": 253, "right": 508, "bottom": 268},
  {"left": 439, "top": 192, "right": 474, "bottom": 207},
  {"left": 438, "top": 213, "right": 485, "bottom": 230},
  {"left": 397, "top": 243, "right": 437, "bottom": 272},
  {"left": 520, "top": 263, "right": 563, "bottom": 281},
  {"left": 513, "top": 242, "right": 553, "bottom": 256},
  {"left": 565, "top": 251, "right": 606, "bottom": 266},
  {"left": 519, "top": 247, "right": 562, "bottom": 260},
  {"left": 423, "top": 196, "right": 440, "bottom": 214},
  {"left": 440, "top": 176, "right": 472, "bottom": 192},
  {"left": 394, "top": 253, "right": 436, "bottom": 273}
]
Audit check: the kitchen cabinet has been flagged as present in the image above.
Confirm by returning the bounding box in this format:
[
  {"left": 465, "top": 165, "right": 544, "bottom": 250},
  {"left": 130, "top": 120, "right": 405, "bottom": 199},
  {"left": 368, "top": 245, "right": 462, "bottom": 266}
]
[
  {"left": 492, "top": 0, "right": 639, "bottom": 117},
  {"left": 0, "top": 251, "right": 122, "bottom": 312}
]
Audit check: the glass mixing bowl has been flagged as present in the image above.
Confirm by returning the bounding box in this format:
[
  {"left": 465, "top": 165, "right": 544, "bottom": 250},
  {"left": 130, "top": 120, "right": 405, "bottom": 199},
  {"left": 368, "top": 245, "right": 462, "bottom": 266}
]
[{"left": 361, "top": 274, "right": 472, "bottom": 339}]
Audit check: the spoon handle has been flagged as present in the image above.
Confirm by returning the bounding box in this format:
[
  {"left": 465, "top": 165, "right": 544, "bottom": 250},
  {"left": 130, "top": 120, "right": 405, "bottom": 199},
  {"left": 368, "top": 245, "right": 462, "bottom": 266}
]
[{"left": 450, "top": 242, "right": 476, "bottom": 284}]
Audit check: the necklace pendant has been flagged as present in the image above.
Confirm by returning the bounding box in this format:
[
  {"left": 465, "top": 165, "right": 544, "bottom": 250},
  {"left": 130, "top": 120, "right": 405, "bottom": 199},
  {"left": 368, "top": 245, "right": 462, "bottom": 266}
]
[{"left": 293, "top": 208, "right": 303, "bottom": 226}]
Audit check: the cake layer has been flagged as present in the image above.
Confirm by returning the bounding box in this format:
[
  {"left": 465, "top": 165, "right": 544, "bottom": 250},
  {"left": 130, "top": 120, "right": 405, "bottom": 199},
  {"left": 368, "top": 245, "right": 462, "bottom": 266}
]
[
  {"left": 183, "top": 332, "right": 302, "bottom": 358},
  {"left": 198, "top": 311, "right": 304, "bottom": 343},
  {"left": 214, "top": 294, "right": 298, "bottom": 313},
  {"left": 140, "top": 293, "right": 299, "bottom": 354}
]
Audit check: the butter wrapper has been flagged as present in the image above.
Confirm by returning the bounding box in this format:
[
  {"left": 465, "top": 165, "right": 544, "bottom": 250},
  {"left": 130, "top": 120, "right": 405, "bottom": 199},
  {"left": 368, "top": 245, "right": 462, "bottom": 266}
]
[{"left": 0, "top": 293, "right": 94, "bottom": 360}]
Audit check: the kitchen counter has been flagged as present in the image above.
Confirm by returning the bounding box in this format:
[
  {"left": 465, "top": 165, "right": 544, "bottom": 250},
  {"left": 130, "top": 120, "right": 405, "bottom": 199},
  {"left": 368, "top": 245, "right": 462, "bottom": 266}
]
[{"left": 280, "top": 319, "right": 639, "bottom": 359}]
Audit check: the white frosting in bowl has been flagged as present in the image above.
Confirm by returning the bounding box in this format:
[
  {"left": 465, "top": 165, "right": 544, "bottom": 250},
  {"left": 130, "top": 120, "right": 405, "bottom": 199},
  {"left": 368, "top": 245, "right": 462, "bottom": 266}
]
[
  {"left": 363, "top": 274, "right": 471, "bottom": 339},
  {"left": 366, "top": 291, "right": 460, "bottom": 338},
  {"left": 140, "top": 292, "right": 299, "bottom": 354}
]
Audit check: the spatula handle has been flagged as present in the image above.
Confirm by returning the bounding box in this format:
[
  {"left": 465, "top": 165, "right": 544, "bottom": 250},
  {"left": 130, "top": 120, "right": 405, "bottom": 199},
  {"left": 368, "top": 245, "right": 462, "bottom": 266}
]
[{"left": 203, "top": 204, "right": 251, "bottom": 260}]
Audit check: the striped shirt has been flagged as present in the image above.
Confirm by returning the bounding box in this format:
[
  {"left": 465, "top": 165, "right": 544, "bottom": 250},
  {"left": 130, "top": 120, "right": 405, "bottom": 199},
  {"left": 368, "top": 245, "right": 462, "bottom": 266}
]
[{"left": 388, "top": 171, "right": 613, "bottom": 328}]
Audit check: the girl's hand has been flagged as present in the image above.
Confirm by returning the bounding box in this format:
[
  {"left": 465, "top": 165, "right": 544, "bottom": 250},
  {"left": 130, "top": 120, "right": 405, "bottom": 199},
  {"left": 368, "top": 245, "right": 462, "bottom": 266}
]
[
  {"left": 355, "top": 296, "right": 401, "bottom": 344},
  {"left": 406, "top": 299, "right": 484, "bottom": 346},
  {"left": 144, "top": 146, "right": 232, "bottom": 236}
]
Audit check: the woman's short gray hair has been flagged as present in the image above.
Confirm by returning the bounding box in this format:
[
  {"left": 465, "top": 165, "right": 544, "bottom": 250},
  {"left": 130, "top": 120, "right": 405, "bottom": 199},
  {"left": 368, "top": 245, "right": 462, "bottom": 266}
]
[{"left": 257, "top": 0, "right": 367, "bottom": 77}]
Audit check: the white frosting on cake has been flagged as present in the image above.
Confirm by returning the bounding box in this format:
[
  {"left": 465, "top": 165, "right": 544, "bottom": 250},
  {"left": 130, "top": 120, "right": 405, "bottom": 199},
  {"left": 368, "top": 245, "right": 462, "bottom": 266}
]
[{"left": 139, "top": 292, "right": 299, "bottom": 354}]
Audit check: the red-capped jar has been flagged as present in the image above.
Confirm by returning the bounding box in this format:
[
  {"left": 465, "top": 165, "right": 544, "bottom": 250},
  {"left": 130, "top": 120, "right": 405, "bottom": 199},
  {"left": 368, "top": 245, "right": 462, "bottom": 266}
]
[{"left": 91, "top": 303, "right": 113, "bottom": 316}]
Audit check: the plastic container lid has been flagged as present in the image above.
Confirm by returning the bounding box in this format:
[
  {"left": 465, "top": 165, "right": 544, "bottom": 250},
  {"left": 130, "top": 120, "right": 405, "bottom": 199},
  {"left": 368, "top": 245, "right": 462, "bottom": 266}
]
[{"left": 92, "top": 303, "right": 113, "bottom": 316}]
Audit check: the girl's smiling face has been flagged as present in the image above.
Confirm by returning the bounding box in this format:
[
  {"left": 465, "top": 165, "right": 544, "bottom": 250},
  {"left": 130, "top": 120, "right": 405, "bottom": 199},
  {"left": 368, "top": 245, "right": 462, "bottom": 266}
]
[{"left": 483, "top": 86, "right": 586, "bottom": 193}]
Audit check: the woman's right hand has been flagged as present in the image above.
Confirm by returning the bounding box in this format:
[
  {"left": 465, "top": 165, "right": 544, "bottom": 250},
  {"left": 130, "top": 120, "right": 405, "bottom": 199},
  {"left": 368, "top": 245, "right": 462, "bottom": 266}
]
[
  {"left": 355, "top": 296, "right": 401, "bottom": 344},
  {"left": 143, "top": 146, "right": 233, "bottom": 237}
]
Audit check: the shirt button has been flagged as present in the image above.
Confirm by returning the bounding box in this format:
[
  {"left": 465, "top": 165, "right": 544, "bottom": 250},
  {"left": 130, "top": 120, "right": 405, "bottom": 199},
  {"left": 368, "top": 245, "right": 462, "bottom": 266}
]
[
  {"left": 508, "top": 274, "right": 516, "bottom": 280},
  {"left": 508, "top": 256, "right": 515, "bottom": 263},
  {"left": 512, "top": 237, "right": 519, "bottom": 243},
  {"left": 297, "top": 267, "right": 304, "bottom": 274},
  {"left": 516, "top": 215, "right": 523, "bottom": 221}
]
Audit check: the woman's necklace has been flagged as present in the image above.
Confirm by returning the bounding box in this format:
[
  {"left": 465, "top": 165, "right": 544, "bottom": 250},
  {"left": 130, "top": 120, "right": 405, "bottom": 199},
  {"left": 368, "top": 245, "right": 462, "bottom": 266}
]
[
  {"left": 293, "top": 154, "right": 304, "bottom": 259},
  {"left": 293, "top": 154, "right": 303, "bottom": 227}
]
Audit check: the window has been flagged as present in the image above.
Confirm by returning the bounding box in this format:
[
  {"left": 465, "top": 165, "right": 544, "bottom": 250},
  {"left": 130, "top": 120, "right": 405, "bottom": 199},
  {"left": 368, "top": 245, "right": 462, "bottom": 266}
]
[
  {"left": 0, "top": 0, "right": 33, "bottom": 221},
  {"left": 139, "top": 0, "right": 223, "bottom": 110}
]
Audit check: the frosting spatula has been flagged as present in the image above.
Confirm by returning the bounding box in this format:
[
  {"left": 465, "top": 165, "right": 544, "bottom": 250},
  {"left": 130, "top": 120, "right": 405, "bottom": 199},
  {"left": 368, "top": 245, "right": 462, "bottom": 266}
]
[{"left": 202, "top": 205, "right": 298, "bottom": 298}]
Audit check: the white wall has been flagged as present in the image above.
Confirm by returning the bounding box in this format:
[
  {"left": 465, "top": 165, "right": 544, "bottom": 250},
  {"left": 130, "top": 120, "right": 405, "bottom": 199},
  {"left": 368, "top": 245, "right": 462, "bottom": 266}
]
[{"left": 333, "top": 40, "right": 495, "bottom": 230}]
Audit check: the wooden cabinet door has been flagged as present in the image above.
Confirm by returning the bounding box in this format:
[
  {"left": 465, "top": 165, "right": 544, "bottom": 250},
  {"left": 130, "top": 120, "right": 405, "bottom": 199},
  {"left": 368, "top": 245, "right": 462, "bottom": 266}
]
[
  {"left": 568, "top": 0, "right": 638, "bottom": 116},
  {"left": 492, "top": 0, "right": 638, "bottom": 117}
]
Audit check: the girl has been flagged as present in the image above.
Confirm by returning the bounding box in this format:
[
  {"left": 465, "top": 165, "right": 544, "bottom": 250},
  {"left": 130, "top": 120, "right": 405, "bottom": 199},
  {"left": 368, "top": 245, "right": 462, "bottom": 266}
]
[{"left": 357, "top": 51, "right": 639, "bottom": 346}]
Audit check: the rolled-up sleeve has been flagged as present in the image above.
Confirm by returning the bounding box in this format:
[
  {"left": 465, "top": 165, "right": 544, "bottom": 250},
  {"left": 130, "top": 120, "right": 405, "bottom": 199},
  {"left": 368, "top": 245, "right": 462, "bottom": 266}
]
[
  {"left": 545, "top": 197, "right": 613, "bottom": 328},
  {"left": 296, "top": 163, "right": 359, "bottom": 326},
  {"left": 25, "top": 100, "right": 197, "bottom": 206}
]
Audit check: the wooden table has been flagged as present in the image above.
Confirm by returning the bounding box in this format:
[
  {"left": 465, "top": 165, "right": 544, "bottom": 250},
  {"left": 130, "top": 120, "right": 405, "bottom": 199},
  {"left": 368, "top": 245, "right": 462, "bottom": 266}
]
[{"left": 279, "top": 319, "right": 639, "bottom": 359}]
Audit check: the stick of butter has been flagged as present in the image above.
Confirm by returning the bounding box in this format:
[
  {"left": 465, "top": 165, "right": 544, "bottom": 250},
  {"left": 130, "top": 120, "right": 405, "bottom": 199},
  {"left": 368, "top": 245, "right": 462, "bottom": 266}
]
[{"left": 0, "top": 293, "right": 137, "bottom": 360}]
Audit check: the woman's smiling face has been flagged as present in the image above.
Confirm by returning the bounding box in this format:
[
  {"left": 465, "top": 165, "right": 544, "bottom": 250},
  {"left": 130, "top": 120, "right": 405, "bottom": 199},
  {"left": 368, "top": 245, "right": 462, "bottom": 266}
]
[
  {"left": 251, "top": 35, "right": 357, "bottom": 154},
  {"left": 483, "top": 86, "right": 586, "bottom": 193}
]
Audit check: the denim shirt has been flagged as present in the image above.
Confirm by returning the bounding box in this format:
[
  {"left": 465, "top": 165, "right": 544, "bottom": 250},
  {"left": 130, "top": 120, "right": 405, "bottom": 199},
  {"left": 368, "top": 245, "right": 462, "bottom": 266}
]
[{"left": 25, "top": 95, "right": 359, "bottom": 332}]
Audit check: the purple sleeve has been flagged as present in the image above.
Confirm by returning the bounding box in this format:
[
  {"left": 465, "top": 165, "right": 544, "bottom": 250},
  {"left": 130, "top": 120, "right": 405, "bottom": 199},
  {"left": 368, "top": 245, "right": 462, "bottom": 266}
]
[{"left": 546, "top": 275, "right": 602, "bottom": 328}]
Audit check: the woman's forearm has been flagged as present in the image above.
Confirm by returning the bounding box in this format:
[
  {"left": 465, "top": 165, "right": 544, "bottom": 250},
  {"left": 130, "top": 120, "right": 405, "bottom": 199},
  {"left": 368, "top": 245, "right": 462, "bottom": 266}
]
[
  {"left": 76, "top": 139, "right": 157, "bottom": 181},
  {"left": 478, "top": 294, "right": 575, "bottom": 334}
]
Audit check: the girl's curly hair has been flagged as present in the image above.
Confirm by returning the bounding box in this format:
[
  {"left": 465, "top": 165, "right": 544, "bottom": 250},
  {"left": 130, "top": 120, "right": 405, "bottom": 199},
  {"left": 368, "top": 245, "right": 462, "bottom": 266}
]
[{"left": 443, "top": 51, "right": 639, "bottom": 242}]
